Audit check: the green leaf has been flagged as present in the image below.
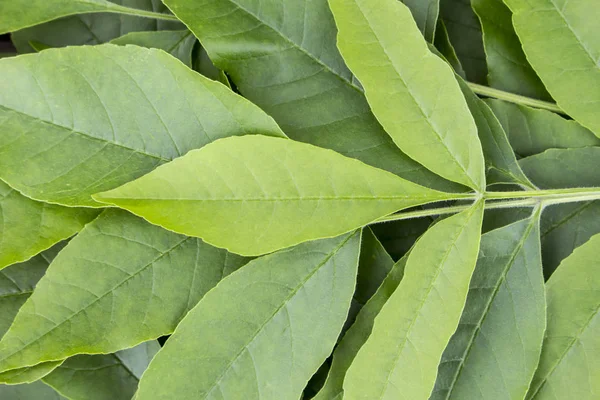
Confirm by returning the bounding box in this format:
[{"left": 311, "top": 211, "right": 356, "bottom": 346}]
[
  {"left": 162, "top": 0, "right": 460, "bottom": 192},
  {"left": 0, "top": 380, "right": 65, "bottom": 399},
  {"left": 0, "top": 362, "right": 63, "bottom": 385},
  {"left": 456, "top": 78, "right": 534, "bottom": 188},
  {"left": 95, "top": 135, "right": 459, "bottom": 256},
  {"left": 0, "top": 44, "right": 284, "bottom": 207},
  {"left": 439, "top": 0, "right": 487, "bottom": 83},
  {"left": 503, "top": 0, "right": 600, "bottom": 137},
  {"left": 329, "top": 0, "right": 486, "bottom": 191},
  {"left": 432, "top": 212, "right": 545, "bottom": 399},
  {"left": 136, "top": 232, "right": 362, "bottom": 400},
  {"left": 110, "top": 30, "right": 196, "bottom": 67},
  {"left": 342, "top": 201, "right": 484, "bottom": 400},
  {"left": 520, "top": 148, "right": 600, "bottom": 278},
  {"left": 371, "top": 217, "right": 434, "bottom": 260},
  {"left": 434, "top": 19, "right": 467, "bottom": 78},
  {"left": 11, "top": 0, "right": 183, "bottom": 54},
  {"left": 0, "top": 210, "right": 249, "bottom": 375},
  {"left": 401, "top": 0, "right": 440, "bottom": 41},
  {"left": 527, "top": 233, "right": 600, "bottom": 399},
  {"left": 43, "top": 341, "right": 159, "bottom": 400},
  {"left": 0, "top": 0, "right": 178, "bottom": 34},
  {"left": 471, "top": 0, "right": 549, "bottom": 100},
  {"left": 354, "top": 228, "right": 395, "bottom": 307},
  {"left": 0, "top": 180, "right": 98, "bottom": 270},
  {"left": 314, "top": 254, "right": 409, "bottom": 400},
  {"left": 487, "top": 99, "right": 600, "bottom": 157}
]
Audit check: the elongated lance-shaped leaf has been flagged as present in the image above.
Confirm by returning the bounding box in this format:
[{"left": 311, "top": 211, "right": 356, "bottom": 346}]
[
  {"left": 0, "top": 0, "right": 178, "bottom": 34},
  {"left": 110, "top": 31, "right": 196, "bottom": 67},
  {"left": 503, "top": 0, "right": 600, "bottom": 137},
  {"left": 0, "top": 380, "right": 65, "bottom": 399},
  {"left": 315, "top": 253, "right": 409, "bottom": 400},
  {"left": 43, "top": 341, "right": 159, "bottom": 400},
  {"left": 95, "top": 135, "right": 460, "bottom": 256},
  {"left": 527, "top": 233, "right": 600, "bottom": 399},
  {"left": 136, "top": 232, "right": 362, "bottom": 400},
  {"left": 11, "top": 0, "right": 182, "bottom": 53},
  {"left": 434, "top": 19, "right": 467, "bottom": 78},
  {"left": 487, "top": 99, "right": 600, "bottom": 157},
  {"left": 162, "top": 0, "right": 460, "bottom": 192},
  {"left": 0, "top": 210, "right": 250, "bottom": 375},
  {"left": 456, "top": 79, "right": 534, "bottom": 188},
  {"left": 0, "top": 181, "right": 98, "bottom": 270},
  {"left": 439, "top": 0, "right": 487, "bottom": 83},
  {"left": 343, "top": 201, "right": 484, "bottom": 400},
  {"left": 401, "top": 0, "right": 440, "bottom": 41},
  {"left": 0, "top": 44, "right": 285, "bottom": 207},
  {"left": 471, "top": 0, "right": 549, "bottom": 100},
  {"left": 329, "top": 0, "right": 486, "bottom": 191},
  {"left": 432, "top": 211, "right": 545, "bottom": 399}
]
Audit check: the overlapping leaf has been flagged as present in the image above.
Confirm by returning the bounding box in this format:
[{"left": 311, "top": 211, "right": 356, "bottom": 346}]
[
  {"left": 110, "top": 31, "right": 195, "bottom": 66},
  {"left": 136, "top": 232, "right": 362, "bottom": 400},
  {"left": 401, "top": 0, "right": 440, "bottom": 41},
  {"left": 0, "top": 44, "right": 284, "bottom": 207},
  {"left": 95, "top": 135, "right": 460, "bottom": 256},
  {"left": 329, "top": 0, "right": 486, "bottom": 191},
  {"left": 343, "top": 201, "right": 484, "bottom": 399},
  {"left": 0, "top": 210, "right": 249, "bottom": 375},
  {"left": 0, "top": 381, "right": 65, "bottom": 399}
]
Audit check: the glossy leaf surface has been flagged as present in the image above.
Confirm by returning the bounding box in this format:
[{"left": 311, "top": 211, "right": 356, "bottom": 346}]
[{"left": 136, "top": 232, "right": 361, "bottom": 400}]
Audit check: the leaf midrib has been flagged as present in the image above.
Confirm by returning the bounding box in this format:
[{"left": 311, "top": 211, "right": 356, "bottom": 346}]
[{"left": 98, "top": 195, "right": 447, "bottom": 202}]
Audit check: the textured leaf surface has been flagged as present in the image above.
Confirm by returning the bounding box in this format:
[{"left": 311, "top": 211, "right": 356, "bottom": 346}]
[
  {"left": 110, "top": 30, "right": 195, "bottom": 66},
  {"left": 315, "top": 254, "right": 409, "bottom": 400},
  {"left": 10, "top": 0, "right": 182, "bottom": 53},
  {"left": 136, "top": 232, "right": 361, "bottom": 400},
  {"left": 401, "top": 0, "right": 439, "bottom": 41},
  {"left": 439, "top": 0, "right": 487, "bottom": 83},
  {"left": 472, "top": 0, "right": 549, "bottom": 99},
  {"left": 96, "top": 135, "right": 456, "bottom": 256},
  {"left": 0, "top": 0, "right": 176, "bottom": 34},
  {"left": 343, "top": 201, "right": 484, "bottom": 400},
  {"left": 163, "top": 0, "right": 459, "bottom": 192},
  {"left": 457, "top": 79, "right": 533, "bottom": 188},
  {"left": 43, "top": 341, "right": 159, "bottom": 400},
  {"left": 527, "top": 234, "right": 600, "bottom": 399},
  {"left": 330, "top": 0, "right": 485, "bottom": 191},
  {"left": 0, "top": 180, "right": 98, "bottom": 270},
  {"left": 432, "top": 213, "right": 545, "bottom": 399},
  {"left": 0, "top": 380, "right": 65, "bottom": 399},
  {"left": 503, "top": 0, "right": 600, "bottom": 136},
  {"left": 0, "top": 210, "right": 249, "bottom": 374},
  {"left": 520, "top": 148, "right": 600, "bottom": 277},
  {"left": 0, "top": 44, "right": 284, "bottom": 207}
]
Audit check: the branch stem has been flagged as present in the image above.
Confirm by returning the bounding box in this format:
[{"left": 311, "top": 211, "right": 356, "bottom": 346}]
[{"left": 467, "top": 82, "right": 564, "bottom": 114}]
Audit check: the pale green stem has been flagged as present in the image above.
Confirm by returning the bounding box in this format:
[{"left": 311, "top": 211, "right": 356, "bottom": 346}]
[
  {"left": 371, "top": 188, "right": 600, "bottom": 224},
  {"left": 106, "top": 5, "right": 180, "bottom": 21},
  {"left": 467, "top": 82, "right": 564, "bottom": 114}
]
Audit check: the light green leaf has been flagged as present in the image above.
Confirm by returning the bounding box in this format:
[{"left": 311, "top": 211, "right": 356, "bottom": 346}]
[
  {"left": 488, "top": 99, "right": 600, "bottom": 157},
  {"left": 315, "top": 254, "right": 409, "bottom": 400},
  {"left": 0, "top": 362, "right": 63, "bottom": 385},
  {"left": 401, "top": 0, "right": 440, "bottom": 41},
  {"left": 95, "top": 135, "right": 459, "bottom": 256},
  {"left": 343, "top": 201, "right": 484, "bottom": 400},
  {"left": 439, "top": 0, "right": 487, "bottom": 83},
  {"left": 471, "top": 0, "right": 549, "bottom": 100},
  {"left": 0, "top": 181, "right": 98, "bottom": 270},
  {"left": 456, "top": 78, "right": 534, "bottom": 188},
  {"left": 434, "top": 19, "right": 467, "bottom": 78},
  {"left": 0, "top": 210, "right": 249, "bottom": 375},
  {"left": 503, "top": 0, "right": 600, "bottom": 137},
  {"left": 43, "top": 341, "right": 159, "bottom": 400},
  {"left": 520, "top": 148, "right": 600, "bottom": 278},
  {"left": 136, "top": 232, "right": 362, "bottom": 400},
  {"left": 11, "top": 0, "right": 183, "bottom": 53},
  {"left": 110, "top": 30, "right": 196, "bottom": 67},
  {"left": 432, "top": 212, "right": 545, "bottom": 399},
  {"left": 330, "top": 0, "right": 485, "bottom": 191},
  {"left": 0, "top": 380, "right": 65, "bottom": 399},
  {"left": 527, "top": 233, "right": 600, "bottom": 399},
  {"left": 0, "top": 0, "right": 178, "bottom": 34},
  {"left": 163, "top": 0, "right": 460, "bottom": 192},
  {"left": 0, "top": 44, "right": 284, "bottom": 207},
  {"left": 0, "top": 242, "right": 64, "bottom": 338}
]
